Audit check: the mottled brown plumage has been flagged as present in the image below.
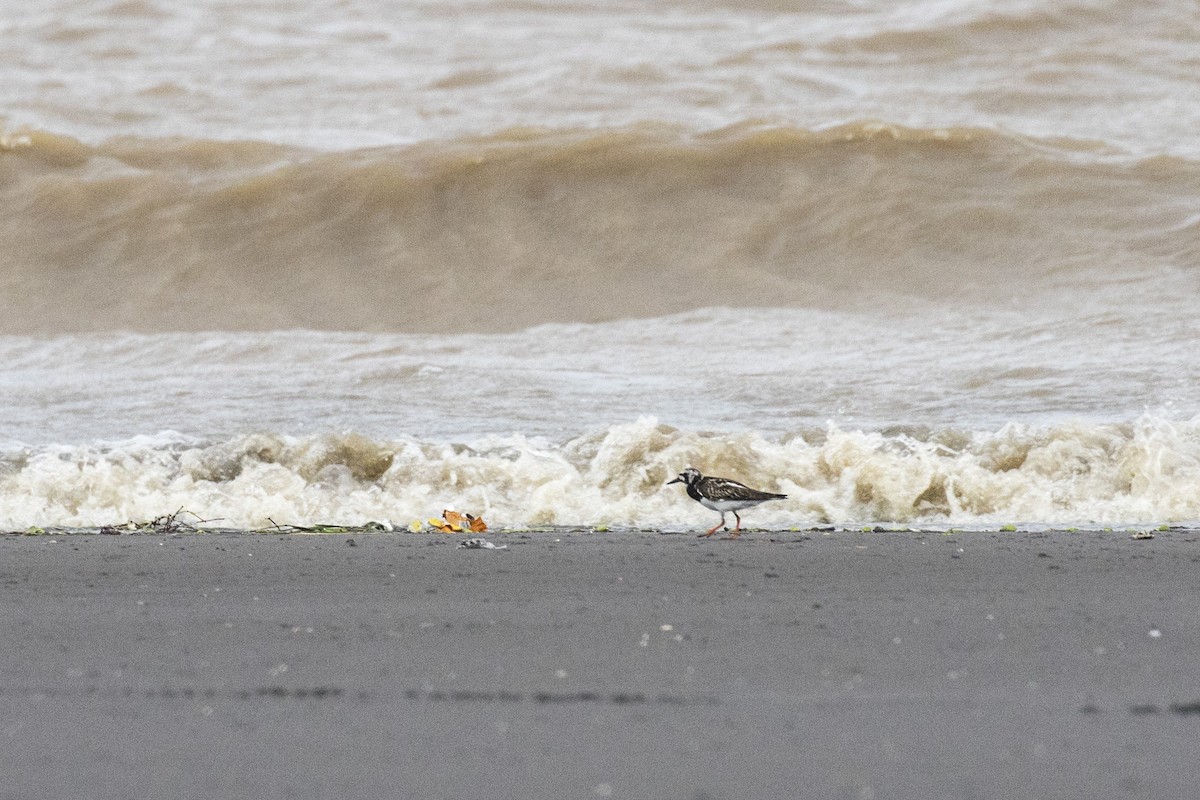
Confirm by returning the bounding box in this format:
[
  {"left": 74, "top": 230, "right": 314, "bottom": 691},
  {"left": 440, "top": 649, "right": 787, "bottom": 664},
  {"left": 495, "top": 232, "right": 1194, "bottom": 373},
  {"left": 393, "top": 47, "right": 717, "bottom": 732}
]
[{"left": 667, "top": 467, "right": 786, "bottom": 538}]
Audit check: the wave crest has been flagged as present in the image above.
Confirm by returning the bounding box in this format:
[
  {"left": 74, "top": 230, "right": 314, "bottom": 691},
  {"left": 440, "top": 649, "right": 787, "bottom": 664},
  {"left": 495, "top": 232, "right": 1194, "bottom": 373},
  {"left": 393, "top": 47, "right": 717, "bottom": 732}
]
[{"left": 2, "top": 122, "right": 1195, "bottom": 333}]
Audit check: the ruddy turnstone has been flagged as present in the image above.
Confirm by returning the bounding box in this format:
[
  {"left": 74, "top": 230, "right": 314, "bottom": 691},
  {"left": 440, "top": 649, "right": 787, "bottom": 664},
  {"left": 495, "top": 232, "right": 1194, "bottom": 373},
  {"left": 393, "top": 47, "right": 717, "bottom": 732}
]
[{"left": 667, "top": 467, "right": 786, "bottom": 538}]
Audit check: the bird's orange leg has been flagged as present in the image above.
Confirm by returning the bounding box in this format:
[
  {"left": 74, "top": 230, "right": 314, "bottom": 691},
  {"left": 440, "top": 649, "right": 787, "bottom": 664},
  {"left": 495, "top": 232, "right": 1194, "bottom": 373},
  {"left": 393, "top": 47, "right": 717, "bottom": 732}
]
[
  {"left": 724, "top": 512, "right": 743, "bottom": 539},
  {"left": 700, "top": 514, "right": 725, "bottom": 537}
]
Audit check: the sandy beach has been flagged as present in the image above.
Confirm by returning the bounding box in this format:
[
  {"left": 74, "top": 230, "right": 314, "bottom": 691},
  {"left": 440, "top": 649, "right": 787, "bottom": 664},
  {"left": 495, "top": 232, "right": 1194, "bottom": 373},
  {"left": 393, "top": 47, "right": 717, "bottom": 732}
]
[{"left": 3, "top": 528, "right": 1199, "bottom": 799}]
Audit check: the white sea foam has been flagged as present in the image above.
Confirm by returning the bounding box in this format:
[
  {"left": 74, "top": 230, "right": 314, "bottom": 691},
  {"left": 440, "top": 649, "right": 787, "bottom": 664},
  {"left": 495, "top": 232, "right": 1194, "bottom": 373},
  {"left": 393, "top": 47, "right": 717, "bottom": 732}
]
[
  {"left": 2, "top": 301, "right": 1196, "bottom": 446},
  {"left": 2, "top": 416, "right": 1197, "bottom": 530}
]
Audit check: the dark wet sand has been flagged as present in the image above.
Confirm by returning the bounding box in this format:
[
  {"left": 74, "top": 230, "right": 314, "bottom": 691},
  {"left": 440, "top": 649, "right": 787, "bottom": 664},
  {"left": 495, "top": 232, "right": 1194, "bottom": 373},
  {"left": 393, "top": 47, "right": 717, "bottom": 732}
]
[{"left": 3, "top": 528, "right": 1200, "bottom": 799}]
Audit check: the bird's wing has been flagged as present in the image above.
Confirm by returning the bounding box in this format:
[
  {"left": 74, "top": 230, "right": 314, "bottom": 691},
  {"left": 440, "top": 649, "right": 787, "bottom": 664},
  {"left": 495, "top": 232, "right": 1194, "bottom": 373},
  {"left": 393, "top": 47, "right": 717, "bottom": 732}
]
[{"left": 700, "top": 477, "right": 783, "bottom": 502}]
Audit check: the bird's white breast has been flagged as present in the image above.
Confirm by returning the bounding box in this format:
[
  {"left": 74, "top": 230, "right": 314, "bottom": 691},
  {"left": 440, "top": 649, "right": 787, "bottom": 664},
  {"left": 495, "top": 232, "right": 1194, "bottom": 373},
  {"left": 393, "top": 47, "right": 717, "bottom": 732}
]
[{"left": 699, "top": 497, "right": 761, "bottom": 512}]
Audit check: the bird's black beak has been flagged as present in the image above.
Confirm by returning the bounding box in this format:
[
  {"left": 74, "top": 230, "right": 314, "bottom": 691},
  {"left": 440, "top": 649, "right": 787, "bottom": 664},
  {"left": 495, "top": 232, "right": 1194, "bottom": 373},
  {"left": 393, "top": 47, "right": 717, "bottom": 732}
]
[{"left": 667, "top": 476, "right": 682, "bottom": 485}]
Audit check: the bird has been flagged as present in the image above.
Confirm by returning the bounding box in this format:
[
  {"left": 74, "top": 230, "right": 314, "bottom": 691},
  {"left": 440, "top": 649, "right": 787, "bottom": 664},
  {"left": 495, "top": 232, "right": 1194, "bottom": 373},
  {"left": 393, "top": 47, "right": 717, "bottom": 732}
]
[{"left": 667, "top": 467, "right": 787, "bottom": 538}]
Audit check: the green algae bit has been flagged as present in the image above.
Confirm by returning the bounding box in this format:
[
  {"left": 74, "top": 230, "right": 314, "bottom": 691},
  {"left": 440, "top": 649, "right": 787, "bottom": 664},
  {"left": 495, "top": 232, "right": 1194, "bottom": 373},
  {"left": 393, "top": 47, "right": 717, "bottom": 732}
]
[{"left": 1000, "top": 524, "right": 1017, "bottom": 532}]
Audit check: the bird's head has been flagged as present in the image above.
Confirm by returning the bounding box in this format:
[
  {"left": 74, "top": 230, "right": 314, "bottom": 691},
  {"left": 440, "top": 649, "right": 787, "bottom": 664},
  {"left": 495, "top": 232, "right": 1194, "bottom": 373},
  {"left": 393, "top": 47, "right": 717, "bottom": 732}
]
[{"left": 667, "top": 467, "right": 701, "bottom": 487}]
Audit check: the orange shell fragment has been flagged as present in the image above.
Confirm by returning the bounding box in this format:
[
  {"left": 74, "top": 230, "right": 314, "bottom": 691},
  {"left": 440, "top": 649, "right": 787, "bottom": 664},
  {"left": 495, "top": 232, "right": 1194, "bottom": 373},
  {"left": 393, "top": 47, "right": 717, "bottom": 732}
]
[
  {"left": 423, "top": 510, "right": 487, "bottom": 534},
  {"left": 442, "top": 510, "right": 469, "bottom": 528}
]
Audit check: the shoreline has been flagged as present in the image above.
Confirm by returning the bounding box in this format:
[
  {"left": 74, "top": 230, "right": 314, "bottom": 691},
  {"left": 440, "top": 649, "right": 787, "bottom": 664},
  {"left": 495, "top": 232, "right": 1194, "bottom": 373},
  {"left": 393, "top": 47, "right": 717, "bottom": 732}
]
[
  {"left": 3, "top": 521, "right": 1184, "bottom": 536},
  {"left": 4, "top": 528, "right": 1200, "bottom": 799}
]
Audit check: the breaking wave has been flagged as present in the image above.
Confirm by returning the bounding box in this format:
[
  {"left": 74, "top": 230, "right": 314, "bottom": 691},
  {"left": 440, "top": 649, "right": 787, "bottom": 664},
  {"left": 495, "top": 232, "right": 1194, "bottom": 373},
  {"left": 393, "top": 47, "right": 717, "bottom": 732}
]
[
  {"left": 2, "top": 121, "right": 1197, "bottom": 333},
  {"left": 2, "top": 417, "right": 1197, "bottom": 530}
]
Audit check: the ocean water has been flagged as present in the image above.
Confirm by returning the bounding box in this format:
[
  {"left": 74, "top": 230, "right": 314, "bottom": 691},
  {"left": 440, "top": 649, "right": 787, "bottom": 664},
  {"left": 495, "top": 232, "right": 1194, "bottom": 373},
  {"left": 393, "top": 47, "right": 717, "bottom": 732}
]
[{"left": 1, "top": 0, "right": 1198, "bottom": 529}]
